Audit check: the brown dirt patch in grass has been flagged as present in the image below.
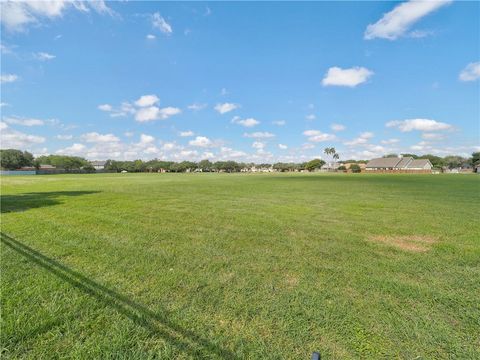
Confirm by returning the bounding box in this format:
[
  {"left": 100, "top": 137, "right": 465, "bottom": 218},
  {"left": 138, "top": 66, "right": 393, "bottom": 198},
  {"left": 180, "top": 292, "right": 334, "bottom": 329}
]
[{"left": 369, "top": 235, "right": 438, "bottom": 253}]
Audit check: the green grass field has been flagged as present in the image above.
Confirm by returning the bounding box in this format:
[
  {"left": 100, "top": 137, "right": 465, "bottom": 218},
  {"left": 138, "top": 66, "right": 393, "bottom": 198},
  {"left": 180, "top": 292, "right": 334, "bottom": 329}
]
[{"left": 1, "top": 173, "right": 479, "bottom": 359}]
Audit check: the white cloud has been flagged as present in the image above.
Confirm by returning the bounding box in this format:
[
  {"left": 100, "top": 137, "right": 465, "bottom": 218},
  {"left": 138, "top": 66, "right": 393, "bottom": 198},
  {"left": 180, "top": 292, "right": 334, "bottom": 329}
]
[
  {"left": 331, "top": 123, "right": 346, "bottom": 132},
  {"left": 364, "top": 0, "right": 451, "bottom": 40},
  {"left": 0, "top": 122, "right": 46, "bottom": 148},
  {"left": 124, "top": 131, "right": 134, "bottom": 137},
  {"left": 0, "top": 1, "right": 115, "bottom": 32},
  {"left": 0, "top": 74, "right": 18, "bottom": 83},
  {"left": 152, "top": 12, "right": 172, "bottom": 34},
  {"left": 135, "top": 94, "right": 159, "bottom": 107},
  {"left": 459, "top": 62, "right": 480, "bottom": 82},
  {"left": 0, "top": 102, "right": 8, "bottom": 107},
  {"left": 278, "top": 144, "right": 288, "bottom": 150},
  {"left": 421, "top": 133, "right": 445, "bottom": 140},
  {"left": 98, "top": 104, "right": 113, "bottom": 112},
  {"left": 188, "top": 103, "right": 207, "bottom": 111},
  {"left": 4, "top": 116, "right": 44, "bottom": 126},
  {"left": 189, "top": 136, "right": 212, "bottom": 147},
  {"left": 303, "top": 130, "right": 336, "bottom": 143},
  {"left": 56, "top": 134, "right": 73, "bottom": 140},
  {"left": 34, "top": 52, "right": 55, "bottom": 60},
  {"left": 146, "top": 34, "right": 156, "bottom": 40},
  {"left": 131, "top": 99, "right": 180, "bottom": 122},
  {"left": 380, "top": 138, "right": 400, "bottom": 144},
  {"left": 272, "top": 120, "right": 286, "bottom": 126},
  {"left": 386, "top": 118, "right": 452, "bottom": 132},
  {"left": 252, "top": 141, "right": 265, "bottom": 150},
  {"left": 180, "top": 130, "right": 194, "bottom": 137},
  {"left": 232, "top": 117, "right": 260, "bottom": 127},
  {"left": 244, "top": 132, "right": 275, "bottom": 139},
  {"left": 322, "top": 66, "right": 373, "bottom": 87},
  {"left": 56, "top": 143, "right": 86, "bottom": 155},
  {"left": 81, "top": 132, "right": 120, "bottom": 143},
  {"left": 138, "top": 134, "right": 155, "bottom": 145},
  {"left": 344, "top": 132, "right": 374, "bottom": 146},
  {"left": 305, "top": 114, "right": 316, "bottom": 120},
  {"left": 219, "top": 146, "right": 246, "bottom": 159},
  {"left": 214, "top": 102, "right": 239, "bottom": 114}
]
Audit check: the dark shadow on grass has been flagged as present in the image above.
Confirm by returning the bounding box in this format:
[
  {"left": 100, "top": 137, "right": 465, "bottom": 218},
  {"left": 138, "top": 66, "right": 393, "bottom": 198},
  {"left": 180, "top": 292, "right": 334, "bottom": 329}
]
[
  {"left": 1, "top": 191, "right": 99, "bottom": 213},
  {"left": 0, "top": 233, "right": 238, "bottom": 359}
]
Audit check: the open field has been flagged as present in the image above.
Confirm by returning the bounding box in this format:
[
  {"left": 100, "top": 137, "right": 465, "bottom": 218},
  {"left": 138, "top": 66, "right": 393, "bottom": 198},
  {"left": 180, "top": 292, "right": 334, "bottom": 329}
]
[{"left": 1, "top": 173, "right": 479, "bottom": 359}]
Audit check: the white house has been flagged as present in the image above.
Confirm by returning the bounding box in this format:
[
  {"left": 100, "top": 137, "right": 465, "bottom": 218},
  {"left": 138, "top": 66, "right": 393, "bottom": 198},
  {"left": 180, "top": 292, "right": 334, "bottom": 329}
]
[{"left": 90, "top": 160, "right": 107, "bottom": 170}]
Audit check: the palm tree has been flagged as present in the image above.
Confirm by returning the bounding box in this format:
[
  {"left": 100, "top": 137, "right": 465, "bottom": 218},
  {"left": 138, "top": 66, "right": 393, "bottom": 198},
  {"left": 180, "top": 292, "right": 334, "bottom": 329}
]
[{"left": 324, "top": 147, "right": 339, "bottom": 171}]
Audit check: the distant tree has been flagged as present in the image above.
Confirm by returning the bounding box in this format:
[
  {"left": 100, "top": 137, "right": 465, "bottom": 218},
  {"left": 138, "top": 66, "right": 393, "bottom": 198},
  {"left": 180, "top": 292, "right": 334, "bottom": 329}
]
[
  {"left": 350, "top": 164, "right": 361, "bottom": 173},
  {"left": 305, "top": 158, "right": 325, "bottom": 172},
  {"left": 422, "top": 154, "right": 444, "bottom": 168},
  {"left": 383, "top": 153, "right": 399, "bottom": 158},
  {"left": 471, "top": 152, "right": 480, "bottom": 167},
  {"left": 37, "top": 155, "right": 87, "bottom": 170},
  {"left": 443, "top": 155, "right": 466, "bottom": 169},
  {"left": 198, "top": 159, "right": 213, "bottom": 172},
  {"left": 82, "top": 164, "right": 96, "bottom": 173},
  {"left": 400, "top": 153, "right": 419, "bottom": 159},
  {"left": 0, "top": 149, "right": 34, "bottom": 170},
  {"left": 337, "top": 165, "right": 346, "bottom": 171}
]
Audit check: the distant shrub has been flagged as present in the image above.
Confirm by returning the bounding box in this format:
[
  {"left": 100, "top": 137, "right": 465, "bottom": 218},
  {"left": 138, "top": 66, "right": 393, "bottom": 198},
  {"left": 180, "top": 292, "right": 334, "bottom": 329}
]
[
  {"left": 338, "top": 165, "right": 347, "bottom": 171},
  {"left": 350, "top": 164, "right": 361, "bottom": 173}
]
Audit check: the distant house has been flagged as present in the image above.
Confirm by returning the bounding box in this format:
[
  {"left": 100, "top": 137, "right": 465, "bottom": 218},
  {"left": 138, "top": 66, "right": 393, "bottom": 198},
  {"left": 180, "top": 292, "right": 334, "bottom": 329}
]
[
  {"left": 320, "top": 162, "right": 340, "bottom": 171},
  {"left": 366, "top": 157, "right": 432, "bottom": 172},
  {"left": 90, "top": 160, "right": 107, "bottom": 170}
]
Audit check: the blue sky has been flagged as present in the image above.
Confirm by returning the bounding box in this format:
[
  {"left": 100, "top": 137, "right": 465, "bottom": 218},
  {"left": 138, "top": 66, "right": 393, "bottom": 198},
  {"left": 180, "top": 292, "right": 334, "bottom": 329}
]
[{"left": 1, "top": 0, "right": 479, "bottom": 162}]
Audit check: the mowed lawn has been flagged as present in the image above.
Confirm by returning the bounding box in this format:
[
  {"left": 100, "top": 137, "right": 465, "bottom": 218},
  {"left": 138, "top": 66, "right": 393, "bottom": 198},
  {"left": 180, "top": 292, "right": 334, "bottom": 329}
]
[{"left": 1, "top": 173, "right": 479, "bottom": 359}]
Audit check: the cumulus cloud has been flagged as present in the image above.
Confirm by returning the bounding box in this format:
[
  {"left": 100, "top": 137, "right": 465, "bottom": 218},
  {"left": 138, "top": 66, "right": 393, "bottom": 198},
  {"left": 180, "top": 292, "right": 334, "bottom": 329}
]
[
  {"left": 252, "top": 141, "right": 265, "bottom": 150},
  {"left": 278, "top": 144, "right": 288, "bottom": 150},
  {"left": 459, "top": 62, "right": 480, "bottom": 82},
  {"left": 243, "top": 132, "right": 275, "bottom": 139},
  {"left": 81, "top": 132, "right": 120, "bottom": 143},
  {"left": 146, "top": 34, "right": 156, "bottom": 40},
  {"left": 330, "top": 123, "right": 346, "bottom": 132},
  {"left": 0, "top": 1, "right": 115, "bottom": 32},
  {"left": 189, "top": 136, "right": 212, "bottom": 147},
  {"left": 134, "top": 94, "right": 159, "bottom": 107},
  {"left": 34, "top": 52, "right": 55, "bottom": 60},
  {"left": 344, "top": 132, "right": 374, "bottom": 146},
  {"left": 380, "top": 138, "right": 400, "bottom": 145},
  {"left": 56, "top": 134, "right": 73, "bottom": 140},
  {"left": 3, "top": 116, "right": 45, "bottom": 126},
  {"left": 364, "top": 0, "right": 451, "bottom": 40},
  {"left": 214, "top": 102, "right": 239, "bottom": 114},
  {"left": 421, "top": 133, "right": 445, "bottom": 140},
  {"left": 303, "top": 130, "right": 336, "bottom": 142},
  {"left": 180, "top": 130, "right": 194, "bottom": 137},
  {"left": 188, "top": 103, "right": 207, "bottom": 111},
  {"left": 231, "top": 116, "right": 260, "bottom": 127},
  {"left": 0, "top": 73, "right": 18, "bottom": 83},
  {"left": 99, "top": 95, "right": 180, "bottom": 122},
  {"left": 56, "top": 143, "right": 86, "bottom": 155},
  {"left": 322, "top": 67, "right": 373, "bottom": 87},
  {"left": 0, "top": 122, "right": 45, "bottom": 148},
  {"left": 386, "top": 118, "right": 452, "bottom": 132},
  {"left": 98, "top": 104, "right": 113, "bottom": 112},
  {"left": 152, "top": 12, "right": 172, "bottom": 34}
]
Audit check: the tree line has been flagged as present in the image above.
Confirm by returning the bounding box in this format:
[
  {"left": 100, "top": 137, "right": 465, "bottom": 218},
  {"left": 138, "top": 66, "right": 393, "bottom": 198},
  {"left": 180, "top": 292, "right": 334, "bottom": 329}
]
[{"left": 1, "top": 148, "right": 479, "bottom": 172}]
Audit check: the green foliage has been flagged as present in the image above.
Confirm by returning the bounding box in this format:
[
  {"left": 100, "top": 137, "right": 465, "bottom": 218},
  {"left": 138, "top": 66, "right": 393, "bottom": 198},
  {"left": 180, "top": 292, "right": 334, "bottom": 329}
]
[
  {"left": 305, "top": 158, "right": 325, "bottom": 171},
  {"left": 0, "top": 149, "right": 34, "bottom": 170},
  {"left": 350, "top": 164, "right": 361, "bottom": 173},
  {"left": 471, "top": 152, "right": 480, "bottom": 167},
  {"left": 82, "top": 164, "right": 96, "bottom": 173},
  {"left": 338, "top": 165, "right": 347, "bottom": 171},
  {"left": 36, "top": 155, "right": 87, "bottom": 170}
]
